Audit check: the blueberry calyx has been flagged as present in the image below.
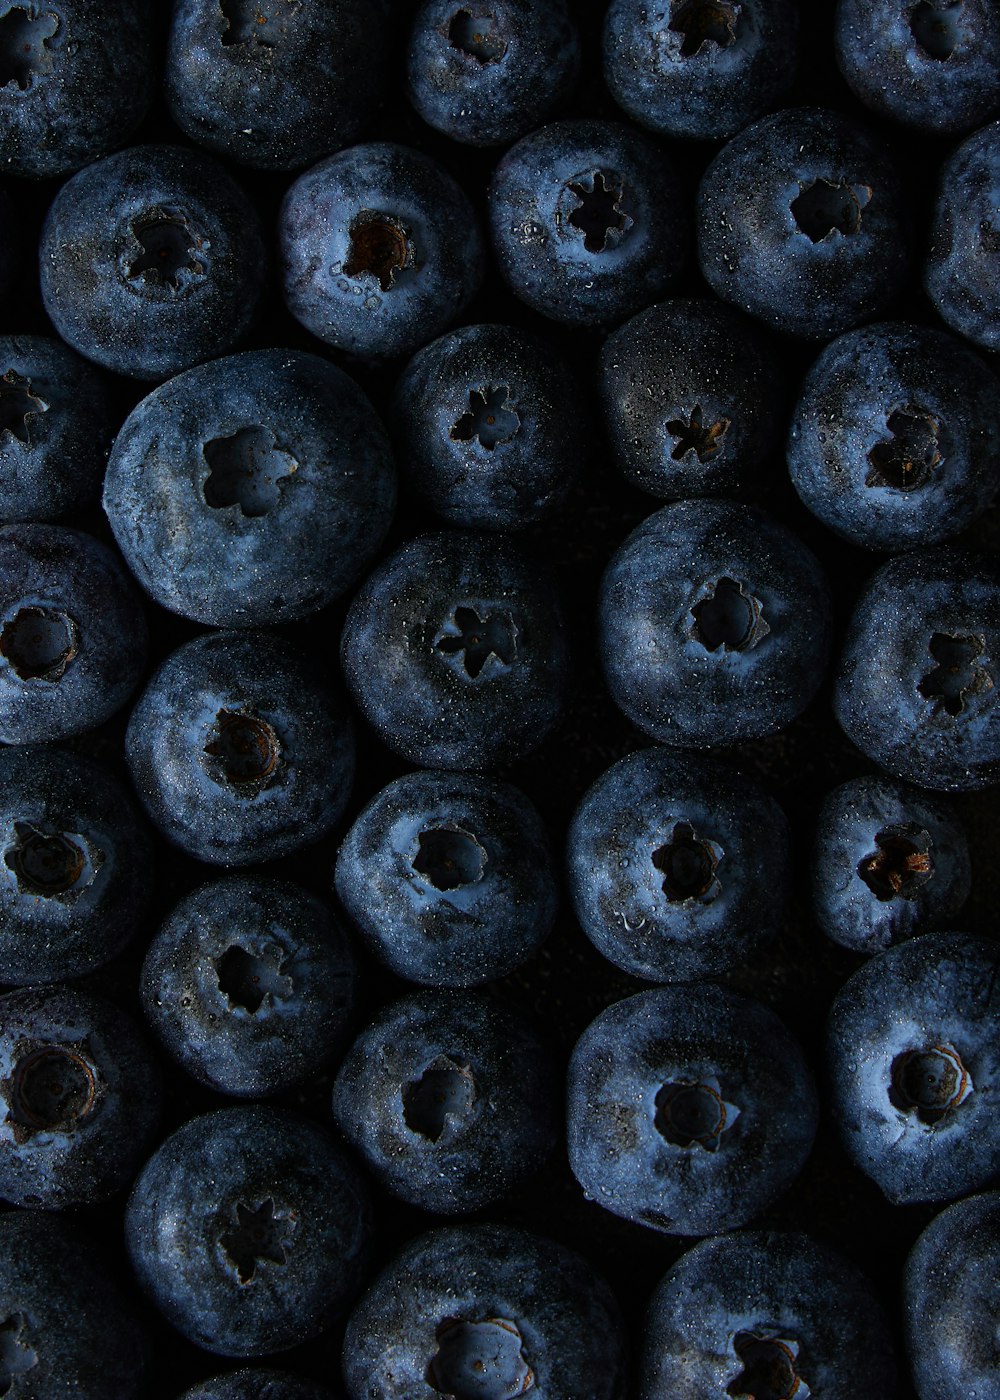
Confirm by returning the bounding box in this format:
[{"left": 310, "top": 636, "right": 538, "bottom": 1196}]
[
  {"left": 908, "top": 0, "right": 963, "bottom": 61},
  {"left": 427, "top": 1316, "right": 535, "bottom": 1399},
  {"left": 219, "top": 0, "right": 276, "bottom": 48},
  {"left": 791, "top": 179, "right": 871, "bottom": 243},
  {"left": 856, "top": 824, "right": 933, "bottom": 902},
  {"left": 214, "top": 943, "right": 294, "bottom": 1014},
  {"left": 7, "top": 1044, "right": 98, "bottom": 1139},
  {"left": 343, "top": 210, "right": 417, "bottom": 292},
  {"left": 126, "top": 208, "right": 207, "bottom": 293},
  {"left": 917, "top": 632, "right": 992, "bottom": 716},
  {"left": 726, "top": 1331, "right": 809, "bottom": 1400},
  {"left": 402, "top": 1055, "right": 477, "bottom": 1141},
  {"left": 563, "top": 171, "right": 633, "bottom": 254},
  {"left": 0, "top": 606, "right": 78, "bottom": 682},
  {"left": 889, "top": 1042, "right": 973, "bottom": 1124},
  {"left": 447, "top": 9, "right": 508, "bottom": 65},
  {"left": 666, "top": 404, "right": 731, "bottom": 463},
  {"left": 0, "top": 1313, "right": 37, "bottom": 1390},
  {"left": 651, "top": 821, "right": 723, "bottom": 902},
  {"left": 0, "top": 6, "right": 59, "bottom": 91},
  {"left": 864, "top": 406, "right": 942, "bottom": 492},
  {"left": 3, "top": 820, "right": 100, "bottom": 899},
  {"left": 654, "top": 1076, "right": 740, "bottom": 1152},
  {"left": 203, "top": 708, "right": 282, "bottom": 792},
  {"left": 219, "top": 1197, "right": 296, "bottom": 1284},
  {"left": 202, "top": 425, "right": 299, "bottom": 518},
  {"left": 690, "top": 576, "right": 770, "bottom": 652},
  {"left": 669, "top": 0, "right": 741, "bottom": 59},
  {"left": 434, "top": 604, "right": 518, "bottom": 679},
  {"left": 450, "top": 386, "right": 521, "bottom": 451},
  {"left": 413, "top": 824, "right": 487, "bottom": 890},
  {"left": 0, "top": 369, "right": 48, "bottom": 447}
]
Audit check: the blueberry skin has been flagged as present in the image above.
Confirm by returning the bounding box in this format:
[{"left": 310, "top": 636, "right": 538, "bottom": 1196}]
[
  {"left": 598, "top": 499, "right": 833, "bottom": 748},
  {"left": 925, "top": 119, "right": 1000, "bottom": 352},
  {"left": 141, "top": 875, "right": 357, "bottom": 1098},
  {"left": 0, "top": 335, "right": 114, "bottom": 525},
  {"left": 0, "top": 0, "right": 154, "bottom": 179},
  {"left": 391, "top": 322, "right": 587, "bottom": 530},
  {"left": 598, "top": 298, "right": 787, "bottom": 500},
  {"left": 0, "top": 745, "right": 153, "bottom": 985},
  {"left": 787, "top": 321, "right": 1000, "bottom": 550},
  {"left": 826, "top": 931, "right": 1000, "bottom": 1205},
  {"left": 181, "top": 1372, "right": 339, "bottom": 1400},
  {"left": 833, "top": 547, "right": 1000, "bottom": 791},
  {"left": 698, "top": 106, "right": 911, "bottom": 339},
  {"left": 103, "top": 349, "right": 396, "bottom": 628},
  {"left": 0, "top": 984, "right": 162, "bottom": 1209},
  {"left": 0, "top": 523, "right": 149, "bottom": 745},
  {"left": 406, "top": 0, "right": 580, "bottom": 147},
  {"left": 165, "top": 0, "right": 391, "bottom": 172},
  {"left": 603, "top": 0, "right": 799, "bottom": 142},
  {"left": 835, "top": 0, "right": 1000, "bottom": 135},
  {"left": 567, "top": 985, "right": 819, "bottom": 1236},
  {"left": 125, "top": 1105, "right": 372, "bottom": 1358},
  {"left": 126, "top": 630, "right": 355, "bottom": 866},
  {"left": 334, "top": 769, "right": 557, "bottom": 985},
  {"left": 39, "top": 143, "right": 267, "bottom": 381},
  {"left": 488, "top": 117, "right": 687, "bottom": 329},
  {"left": 341, "top": 1223, "right": 627, "bottom": 1400},
  {"left": 812, "top": 774, "right": 971, "bottom": 955},
  {"left": 341, "top": 530, "right": 570, "bottom": 770},
  {"left": 567, "top": 747, "right": 791, "bottom": 982},
  {"left": 331, "top": 989, "right": 559, "bottom": 1213},
  {"left": 280, "top": 143, "right": 485, "bottom": 362},
  {"left": 640, "top": 1230, "right": 897, "bottom": 1399}
]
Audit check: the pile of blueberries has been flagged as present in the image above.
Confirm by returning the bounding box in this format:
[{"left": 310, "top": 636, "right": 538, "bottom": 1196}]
[{"left": 1, "top": 0, "right": 999, "bottom": 1396}]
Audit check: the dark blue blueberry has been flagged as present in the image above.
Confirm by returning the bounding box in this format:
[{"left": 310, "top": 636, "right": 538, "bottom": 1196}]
[
  {"left": 567, "top": 747, "right": 791, "bottom": 982},
  {"left": 567, "top": 985, "right": 819, "bottom": 1236},
  {"left": 181, "top": 1372, "right": 339, "bottom": 1400},
  {"left": 342, "top": 1223, "right": 627, "bottom": 1400},
  {"left": 340, "top": 531, "right": 570, "bottom": 770},
  {"left": 280, "top": 143, "right": 485, "bottom": 361},
  {"left": 924, "top": 118, "right": 1000, "bottom": 352},
  {"left": 826, "top": 931, "right": 1000, "bottom": 1205},
  {"left": 698, "top": 106, "right": 911, "bottom": 339},
  {"left": 787, "top": 321, "right": 1000, "bottom": 550},
  {"left": 598, "top": 298, "right": 787, "bottom": 500},
  {"left": 488, "top": 117, "right": 687, "bottom": 328},
  {"left": 166, "top": 0, "right": 391, "bottom": 172},
  {"left": 598, "top": 499, "right": 833, "bottom": 748},
  {"left": 391, "top": 322, "right": 587, "bottom": 530},
  {"left": 0, "top": 745, "right": 153, "bottom": 985},
  {"left": 641, "top": 1230, "right": 896, "bottom": 1398},
  {"left": 0, "top": 984, "right": 161, "bottom": 1209},
  {"left": 126, "top": 630, "right": 355, "bottom": 866},
  {"left": 103, "top": 349, "right": 396, "bottom": 628},
  {"left": 125, "top": 1104, "right": 372, "bottom": 1358},
  {"left": 141, "top": 875, "right": 357, "bottom": 1098},
  {"left": 331, "top": 989, "right": 558, "bottom": 1213},
  {"left": 334, "top": 769, "right": 557, "bottom": 984},
  {"left": 39, "top": 143, "right": 267, "bottom": 381},
  {"left": 812, "top": 774, "right": 971, "bottom": 955},
  {"left": 833, "top": 546, "right": 1000, "bottom": 791},
  {"left": 0, "top": 523, "right": 148, "bottom": 745},
  {"left": 603, "top": 0, "right": 800, "bottom": 142},
  {"left": 406, "top": 0, "right": 580, "bottom": 147}
]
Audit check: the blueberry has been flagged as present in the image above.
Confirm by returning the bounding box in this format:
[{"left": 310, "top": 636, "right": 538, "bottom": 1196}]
[
  {"left": 103, "top": 348, "right": 396, "bottom": 628},
  {"left": 598, "top": 498, "right": 833, "bottom": 748},
  {"left": 567, "top": 985, "right": 818, "bottom": 1235},
  {"left": 39, "top": 143, "right": 267, "bottom": 381},
  {"left": 141, "top": 875, "right": 357, "bottom": 1098},
  {"left": 126, "top": 629, "right": 355, "bottom": 866},
  {"left": 181, "top": 1372, "right": 339, "bottom": 1400},
  {"left": 924, "top": 118, "right": 1000, "bottom": 352}
]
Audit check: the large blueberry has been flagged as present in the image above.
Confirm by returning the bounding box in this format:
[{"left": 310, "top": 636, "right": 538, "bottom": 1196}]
[{"left": 924, "top": 118, "right": 1000, "bottom": 352}]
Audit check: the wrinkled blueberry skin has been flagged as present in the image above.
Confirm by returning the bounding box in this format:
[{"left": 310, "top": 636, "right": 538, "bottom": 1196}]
[
  {"left": 141, "top": 876, "right": 357, "bottom": 1098},
  {"left": 833, "top": 547, "right": 1000, "bottom": 791},
  {"left": 0, "top": 0, "right": 154, "bottom": 179},
  {"left": 599, "top": 298, "right": 786, "bottom": 500},
  {"left": 104, "top": 349, "right": 396, "bottom": 628},
  {"left": 604, "top": 0, "right": 799, "bottom": 142},
  {"left": 406, "top": 0, "right": 580, "bottom": 147},
  {"left": 342, "top": 1223, "right": 627, "bottom": 1400},
  {"left": 335, "top": 769, "right": 557, "bottom": 984},
  {"left": 126, "top": 630, "right": 355, "bottom": 866},
  {"left": 924, "top": 119, "right": 1000, "bottom": 352},
  {"left": 280, "top": 142, "right": 485, "bottom": 361},
  {"left": 181, "top": 1372, "right": 339, "bottom": 1400},
  {"left": 836, "top": 0, "right": 1000, "bottom": 134},
  {"left": 489, "top": 118, "right": 687, "bottom": 329},
  {"left": 812, "top": 774, "right": 971, "bottom": 955},
  {"left": 599, "top": 499, "right": 833, "bottom": 748},
  {"left": 0, "top": 984, "right": 161, "bottom": 1209},
  {"left": 0, "top": 745, "right": 153, "bottom": 985},
  {"left": 0, "top": 523, "right": 149, "bottom": 745},
  {"left": 125, "top": 1105, "right": 372, "bottom": 1358},
  {"left": 39, "top": 143, "right": 267, "bottom": 381},
  {"left": 0, "top": 335, "right": 114, "bottom": 525},
  {"left": 0, "top": 1212, "right": 147, "bottom": 1397},
  {"left": 827, "top": 931, "right": 1000, "bottom": 1205},
  {"left": 567, "top": 985, "right": 818, "bottom": 1236},
  {"left": 341, "top": 530, "right": 570, "bottom": 770},
  {"left": 698, "top": 106, "right": 911, "bottom": 339},
  {"left": 391, "top": 322, "right": 586, "bottom": 530},
  {"left": 331, "top": 990, "right": 559, "bottom": 1213},
  {"left": 568, "top": 747, "right": 791, "bottom": 982},
  {"left": 788, "top": 321, "right": 1000, "bottom": 550},
  {"left": 640, "top": 1230, "right": 897, "bottom": 1399},
  {"left": 166, "top": 0, "right": 391, "bottom": 172}
]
